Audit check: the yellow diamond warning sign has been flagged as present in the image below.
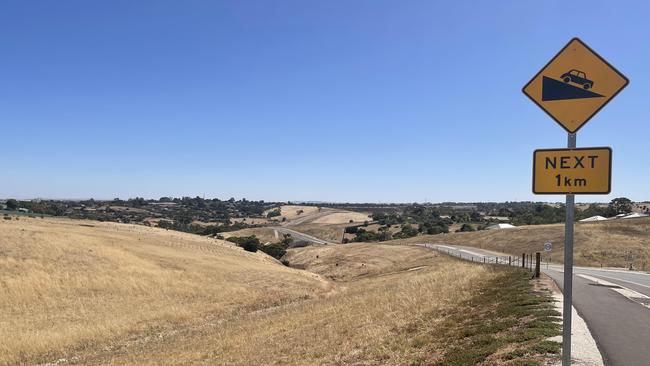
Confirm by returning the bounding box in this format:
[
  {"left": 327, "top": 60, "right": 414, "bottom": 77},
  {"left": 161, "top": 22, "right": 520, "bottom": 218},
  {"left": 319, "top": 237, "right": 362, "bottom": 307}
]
[
  {"left": 523, "top": 38, "right": 628, "bottom": 133},
  {"left": 533, "top": 147, "right": 611, "bottom": 194}
]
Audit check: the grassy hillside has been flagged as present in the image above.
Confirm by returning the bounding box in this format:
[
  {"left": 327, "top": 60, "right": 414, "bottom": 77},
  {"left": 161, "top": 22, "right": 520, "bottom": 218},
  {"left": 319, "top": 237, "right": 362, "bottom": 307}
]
[
  {"left": 228, "top": 205, "right": 371, "bottom": 244},
  {"left": 392, "top": 217, "right": 650, "bottom": 269},
  {"left": 0, "top": 217, "right": 325, "bottom": 366},
  {"left": 1, "top": 218, "right": 560, "bottom": 365},
  {"left": 221, "top": 227, "right": 280, "bottom": 243}
]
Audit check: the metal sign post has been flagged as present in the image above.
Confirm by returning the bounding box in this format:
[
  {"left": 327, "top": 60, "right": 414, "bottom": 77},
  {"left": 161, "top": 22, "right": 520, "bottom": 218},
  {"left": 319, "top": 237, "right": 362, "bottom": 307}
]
[
  {"left": 523, "top": 38, "right": 628, "bottom": 366},
  {"left": 562, "top": 133, "right": 576, "bottom": 366}
]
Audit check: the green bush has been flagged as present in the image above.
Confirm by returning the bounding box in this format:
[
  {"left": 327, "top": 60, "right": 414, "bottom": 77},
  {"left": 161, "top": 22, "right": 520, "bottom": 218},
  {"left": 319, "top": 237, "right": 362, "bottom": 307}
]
[
  {"left": 459, "top": 223, "right": 475, "bottom": 232},
  {"left": 5, "top": 199, "right": 18, "bottom": 210},
  {"left": 260, "top": 243, "right": 287, "bottom": 259},
  {"left": 344, "top": 226, "right": 359, "bottom": 234},
  {"left": 227, "top": 236, "right": 260, "bottom": 253}
]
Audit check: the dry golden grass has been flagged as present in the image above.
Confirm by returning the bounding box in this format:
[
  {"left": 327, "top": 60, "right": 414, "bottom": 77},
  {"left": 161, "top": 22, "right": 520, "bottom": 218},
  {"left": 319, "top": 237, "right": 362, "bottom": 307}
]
[
  {"left": 288, "top": 222, "right": 348, "bottom": 242},
  {"left": 1, "top": 219, "right": 558, "bottom": 365},
  {"left": 277, "top": 205, "right": 321, "bottom": 220},
  {"left": 272, "top": 205, "right": 369, "bottom": 225},
  {"left": 0, "top": 217, "right": 325, "bottom": 366},
  {"left": 392, "top": 217, "right": 650, "bottom": 268},
  {"left": 222, "top": 227, "right": 281, "bottom": 243},
  {"left": 311, "top": 211, "right": 371, "bottom": 224},
  {"left": 229, "top": 217, "right": 273, "bottom": 225},
  {"left": 75, "top": 244, "right": 501, "bottom": 365}
]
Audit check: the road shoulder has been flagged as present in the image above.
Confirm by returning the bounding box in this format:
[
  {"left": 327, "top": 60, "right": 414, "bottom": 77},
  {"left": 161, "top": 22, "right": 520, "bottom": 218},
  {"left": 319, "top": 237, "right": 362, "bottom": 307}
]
[{"left": 544, "top": 274, "right": 604, "bottom": 366}]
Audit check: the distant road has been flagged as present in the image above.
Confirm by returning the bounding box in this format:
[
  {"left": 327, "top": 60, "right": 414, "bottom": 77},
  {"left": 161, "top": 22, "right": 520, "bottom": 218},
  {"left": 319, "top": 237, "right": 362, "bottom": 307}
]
[
  {"left": 272, "top": 227, "right": 335, "bottom": 245},
  {"left": 422, "top": 243, "right": 650, "bottom": 366}
]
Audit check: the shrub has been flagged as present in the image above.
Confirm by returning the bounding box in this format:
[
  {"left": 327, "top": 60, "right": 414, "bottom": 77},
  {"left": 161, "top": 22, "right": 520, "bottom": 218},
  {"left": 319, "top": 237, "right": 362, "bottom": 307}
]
[
  {"left": 458, "top": 223, "right": 475, "bottom": 232},
  {"left": 344, "top": 226, "right": 359, "bottom": 234},
  {"left": 395, "top": 224, "right": 418, "bottom": 238},
  {"left": 353, "top": 228, "right": 379, "bottom": 242},
  {"left": 377, "top": 230, "right": 393, "bottom": 241},
  {"left": 260, "top": 243, "right": 287, "bottom": 259},
  {"left": 226, "top": 236, "right": 260, "bottom": 253}
]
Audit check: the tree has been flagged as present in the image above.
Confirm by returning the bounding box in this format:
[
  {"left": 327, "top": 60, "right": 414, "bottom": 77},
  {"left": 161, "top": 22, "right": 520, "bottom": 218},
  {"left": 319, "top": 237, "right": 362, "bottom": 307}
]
[
  {"left": 5, "top": 199, "right": 18, "bottom": 210},
  {"left": 609, "top": 197, "right": 633, "bottom": 215},
  {"left": 575, "top": 204, "right": 610, "bottom": 220}
]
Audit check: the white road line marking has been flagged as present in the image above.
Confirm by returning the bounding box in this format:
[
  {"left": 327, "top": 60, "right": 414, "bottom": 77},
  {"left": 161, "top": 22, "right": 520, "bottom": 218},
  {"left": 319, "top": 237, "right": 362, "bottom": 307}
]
[
  {"left": 578, "top": 274, "right": 650, "bottom": 309},
  {"left": 579, "top": 272, "right": 650, "bottom": 290}
]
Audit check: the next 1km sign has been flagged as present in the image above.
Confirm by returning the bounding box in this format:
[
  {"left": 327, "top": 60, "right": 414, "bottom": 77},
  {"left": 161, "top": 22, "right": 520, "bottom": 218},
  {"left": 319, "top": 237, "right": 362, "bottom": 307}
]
[{"left": 533, "top": 147, "right": 611, "bottom": 194}]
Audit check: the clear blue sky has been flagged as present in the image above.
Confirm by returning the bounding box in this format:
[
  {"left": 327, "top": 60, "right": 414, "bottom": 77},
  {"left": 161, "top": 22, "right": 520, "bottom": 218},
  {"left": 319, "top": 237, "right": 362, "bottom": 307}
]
[{"left": 1, "top": 1, "right": 647, "bottom": 203}]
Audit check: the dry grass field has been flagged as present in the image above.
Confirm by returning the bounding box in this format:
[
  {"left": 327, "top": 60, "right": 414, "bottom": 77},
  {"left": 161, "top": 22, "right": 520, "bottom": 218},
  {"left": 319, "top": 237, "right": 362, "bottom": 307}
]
[
  {"left": 229, "top": 217, "right": 274, "bottom": 225},
  {"left": 0, "top": 217, "right": 325, "bottom": 366},
  {"left": 393, "top": 218, "right": 650, "bottom": 269},
  {"left": 311, "top": 211, "right": 371, "bottom": 224},
  {"left": 276, "top": 204, "right": 322, "bottom": 220},
  {"left": 1, "top": 218, "right": 560, "bottom": 365},
  {"left": 221, "top": 227, "right": 281, "bottom": 243},
  {"left": 287, "top": 222, "right": 348, "bottom": 242}
]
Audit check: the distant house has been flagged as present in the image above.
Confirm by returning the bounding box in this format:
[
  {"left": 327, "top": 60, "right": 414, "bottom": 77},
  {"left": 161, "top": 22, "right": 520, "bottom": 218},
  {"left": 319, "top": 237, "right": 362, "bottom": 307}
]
[
  {"left": 17, "top": 208, "right": 29, "bottom": 213},
  {"left": 486, "top": 223, "right": 516, "bottom": 230},
  {"left": 579, "top": 215, "right": 608, "bottom": 222},
  {"left": 621, "top": 213, "right": 649, "bottom": 219}
]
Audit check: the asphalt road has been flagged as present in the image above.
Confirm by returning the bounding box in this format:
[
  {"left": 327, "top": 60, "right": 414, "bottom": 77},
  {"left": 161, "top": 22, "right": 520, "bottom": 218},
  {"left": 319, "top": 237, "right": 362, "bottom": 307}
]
[
  {"left": 271, "top": 227, "right": 335, "bottom": 245},
  {"left": 544, "top": 266, "right": 650, "bottom": 366},
  {"left": 423, "top": 244, "right": 650, "bottom": 366}
]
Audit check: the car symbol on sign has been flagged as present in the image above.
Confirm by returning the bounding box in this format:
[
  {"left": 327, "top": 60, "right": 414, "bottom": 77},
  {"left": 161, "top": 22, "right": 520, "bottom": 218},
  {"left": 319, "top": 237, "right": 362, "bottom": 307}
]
[{"left": 560, "top": 69, "right": 594, "bottom": 90}]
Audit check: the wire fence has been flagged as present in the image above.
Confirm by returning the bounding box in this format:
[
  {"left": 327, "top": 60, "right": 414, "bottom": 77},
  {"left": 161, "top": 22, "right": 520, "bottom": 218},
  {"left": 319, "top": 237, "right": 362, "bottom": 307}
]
[{"left": 420, "top": 243, "right": 541, "bottom": 277}]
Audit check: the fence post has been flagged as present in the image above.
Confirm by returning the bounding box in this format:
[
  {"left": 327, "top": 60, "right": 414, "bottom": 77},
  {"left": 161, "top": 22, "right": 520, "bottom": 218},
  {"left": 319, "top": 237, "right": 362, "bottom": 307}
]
[
  {"left": 522, "top": 253, "right": 526, "bottom": 268},
  {"left": 509, "top": 256, "right": 512, "bottom": 266},
  {"left": 483, "top": 257, "right": 485, "bottom": 263},
  {"left": 535, "top": 252, "right": 541, "bottom": 278}
]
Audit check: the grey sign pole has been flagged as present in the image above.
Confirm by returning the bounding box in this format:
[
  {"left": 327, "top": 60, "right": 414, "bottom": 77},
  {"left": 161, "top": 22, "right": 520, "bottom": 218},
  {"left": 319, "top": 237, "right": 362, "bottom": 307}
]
[{"left": 562, "top": 132, "right": 576, "bottom": 366}]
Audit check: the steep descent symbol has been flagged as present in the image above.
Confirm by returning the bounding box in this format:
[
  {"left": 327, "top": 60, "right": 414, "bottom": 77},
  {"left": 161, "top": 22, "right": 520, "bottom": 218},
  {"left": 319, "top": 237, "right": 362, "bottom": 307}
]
[
  {"left": 522, "top": 37, "right": 629, "bottom": 133},
  {"left": 542, "top": 70, "right": 605, "bottom": 101}
]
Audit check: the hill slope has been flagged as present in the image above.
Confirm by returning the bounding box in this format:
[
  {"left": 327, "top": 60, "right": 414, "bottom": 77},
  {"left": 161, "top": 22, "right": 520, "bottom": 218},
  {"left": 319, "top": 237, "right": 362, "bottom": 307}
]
[
  {"left": 392, "top": 218, "right": 650, "bottom": 268},
  {"left": 0, "top": 217, "right": 325, "bottom": 366}
]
